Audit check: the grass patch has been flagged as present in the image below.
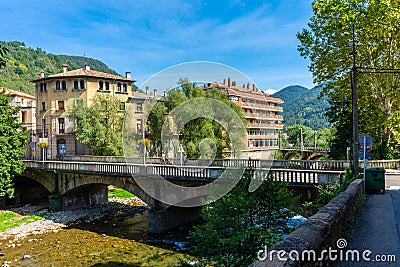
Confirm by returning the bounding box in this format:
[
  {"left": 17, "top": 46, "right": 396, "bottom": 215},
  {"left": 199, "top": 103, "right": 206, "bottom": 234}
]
[
  {"left": 0, "top": 211, "right": 45, "bottom": 232},
  {"left": 108, "top": 187, "right": 135, "bottom": 198}
]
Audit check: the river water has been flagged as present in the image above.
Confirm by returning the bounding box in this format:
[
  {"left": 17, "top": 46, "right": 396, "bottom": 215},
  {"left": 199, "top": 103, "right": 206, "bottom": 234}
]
[{"left": 1, "top": 207, "right": 194, "bottom": 266}]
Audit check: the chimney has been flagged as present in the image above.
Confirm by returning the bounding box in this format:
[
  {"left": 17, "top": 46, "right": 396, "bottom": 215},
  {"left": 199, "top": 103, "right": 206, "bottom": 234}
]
[
  {"left": 153, "top": 88, "right": 157, "bottom": 97},
  {"left": 223, "top": 79, "right": 226, "bottom": 85},
  {"left": 243, "top": 84, "right": 245, "bottom": 89},
  {"left": 163, "top": 90, "right": 166, "bottom": 97},
  {"left": 125, "top": 72, "right": 131, "bottom": 79},
  {"left": 232, "top": 81, "right": 236, "bottom": 86},
  {"left": 84, "top": 64, "right": 90, "bottom": 70},
  {"left": 40, "top": 70, "right": 45, "bottom": 78},
  {"left": 228, "top": 77, "right": 231, "bottom": 87},
  {"left": 62, "top": 64, "right": 68, "bottom": 74},
  {"left": 253, "top": 84, "right": 256, "bottom": 92},
  {"left": 146, "top": 86, "right": 149, "bottom": 95},
  {"left": 247, "top": 83, "right": 250, "bottom": 90}
]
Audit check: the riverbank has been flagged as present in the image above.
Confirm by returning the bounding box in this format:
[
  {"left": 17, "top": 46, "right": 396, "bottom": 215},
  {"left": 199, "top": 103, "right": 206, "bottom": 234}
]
[
  {"left": 0, "top": 197, "right": 147, "bottom": 242},
  {"left": 0, "top": 197, "right": 193, "bottom": 266}
]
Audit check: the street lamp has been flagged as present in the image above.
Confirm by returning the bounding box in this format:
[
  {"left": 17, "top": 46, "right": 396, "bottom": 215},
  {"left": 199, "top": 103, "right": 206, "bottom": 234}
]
[{"left": 41, "top": 108, "right": 55, "bottom": 162}]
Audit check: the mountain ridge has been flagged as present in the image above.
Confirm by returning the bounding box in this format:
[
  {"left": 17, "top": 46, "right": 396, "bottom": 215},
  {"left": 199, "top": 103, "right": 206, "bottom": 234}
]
[
  {"left": 0, "top": 41, "right": 119, "bottom": 95},
  {"left": 272, "top": 85, "right": 330, "bottom": 129}
]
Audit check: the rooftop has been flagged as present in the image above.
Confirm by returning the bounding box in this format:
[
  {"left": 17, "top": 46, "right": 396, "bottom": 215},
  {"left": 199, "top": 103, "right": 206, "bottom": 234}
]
[
  {"left": 1, "top": 87, "right": 36, "bottom": 100},
  {"left": 32, "top": 65, "right": 135, "bottom": 83}
]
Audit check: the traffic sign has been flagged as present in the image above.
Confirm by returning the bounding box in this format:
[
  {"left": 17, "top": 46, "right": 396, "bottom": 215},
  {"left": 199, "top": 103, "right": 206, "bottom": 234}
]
[{"left": 359, "top": 134, "right": 372, "bottom": 148}]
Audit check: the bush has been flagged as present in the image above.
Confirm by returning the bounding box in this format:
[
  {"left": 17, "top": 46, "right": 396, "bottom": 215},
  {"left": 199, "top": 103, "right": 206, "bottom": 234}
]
[{"left": 189, "top": 168, "right": 299, "bottom": 266}]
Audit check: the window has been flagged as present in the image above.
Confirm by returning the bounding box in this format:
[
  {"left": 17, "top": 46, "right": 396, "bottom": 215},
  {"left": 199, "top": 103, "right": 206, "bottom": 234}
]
[
  {"left": 80, "top": 80, "right": 85, "bottom": 89},
  {"left": 136, "top": 120, "right": 143, "bottom": 134},
  {"left": 74, "top": 80, "right": 79, "bottom": 89},
  {"left": 42, "top": 118, "right": 46, "bottom": 136},
  {"left": 41, "top": 101, "right": 46, "bottom": 111},
  {"left": 98, "top": 81, "right": 103, "bottom": 91},
  {"left": 136, "top": 103, "right": 143, "bottom": 113},
  {"left": 119, "top": 101, "right": 126, "bottom": 111},
  {"left": 58, "top": 100, "right": 65, "bottom": 110},
  {"left": 58, "top": 118, "right": 65, "bottom": 134},
  {"left": 105, "top": 82, "right": 110, "bottom": 91},
  {"left": 117, "top": 83, "right": 122, "bottom": 92},
  {"left": 56, "top": 81, "right": 61, "bottom": 90},
  {"left": 62, "top": 81, "right": 67, "bottom": 90},
  {"left": 40, "top": 82, "right": 47, "bottom": 92},
  {"left": 123, "top": 84, "right": 127, "bottom": 93}
]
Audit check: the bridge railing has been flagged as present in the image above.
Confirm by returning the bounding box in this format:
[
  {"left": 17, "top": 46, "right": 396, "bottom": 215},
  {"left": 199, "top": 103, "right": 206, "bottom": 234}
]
[{"left": 23, "top": 160, "right": 345, "bottom": 185}]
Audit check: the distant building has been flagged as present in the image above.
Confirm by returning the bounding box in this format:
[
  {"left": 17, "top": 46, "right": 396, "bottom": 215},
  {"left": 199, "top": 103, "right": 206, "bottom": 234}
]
[
  {"left": 31, "top": 64, "right": 135, "bottom": 159},
  {"left": 203, "top": 78, "right": 283, "bottom": 152},
  {"left": 1, "top": 88, "right": 37, "bottom": 159},
  {"left": 127, "top": 87, "right": 165, "bottom": 156}
]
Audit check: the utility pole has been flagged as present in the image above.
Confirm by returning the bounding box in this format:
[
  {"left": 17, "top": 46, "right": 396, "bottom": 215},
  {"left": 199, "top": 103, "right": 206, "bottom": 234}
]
[{"left": 350, "top": 23, "right": 359, "bottom": 176}]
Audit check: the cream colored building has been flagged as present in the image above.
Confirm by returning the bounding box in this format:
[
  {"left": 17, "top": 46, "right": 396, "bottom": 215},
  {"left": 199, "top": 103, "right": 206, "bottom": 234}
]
[
  {"left": 203, "top": 78, "right": 284, "bottom": 152},
  {"left": 32, "top": 64, "right": 135, "bottom": 159},
  {"left": 1, "top": 87, "right": 37, "bottom": 159}
]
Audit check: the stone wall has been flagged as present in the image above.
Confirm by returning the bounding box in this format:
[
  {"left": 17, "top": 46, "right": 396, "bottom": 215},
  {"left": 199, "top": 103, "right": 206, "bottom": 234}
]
[{"left": 251, "top": 179, "right": 363, "bottom": 267}]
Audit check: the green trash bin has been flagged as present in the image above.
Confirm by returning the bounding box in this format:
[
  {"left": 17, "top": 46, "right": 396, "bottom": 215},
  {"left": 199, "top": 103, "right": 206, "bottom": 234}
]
[{"left": 365, "top": 167, "right": 385, "bottom": 193}]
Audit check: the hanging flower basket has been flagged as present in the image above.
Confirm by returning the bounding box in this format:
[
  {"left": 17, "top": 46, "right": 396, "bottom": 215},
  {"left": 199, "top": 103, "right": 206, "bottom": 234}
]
[{"left": 38, "top": 141, "right": 49, "bottom": 149}]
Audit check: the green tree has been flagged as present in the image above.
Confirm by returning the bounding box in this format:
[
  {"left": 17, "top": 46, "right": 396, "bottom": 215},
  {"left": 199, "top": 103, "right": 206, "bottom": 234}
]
[
  {"left": 0, "top": 44, "right": 8, "bottom": 68},
  {"left": 147, "top": 80, "right": 246, "bottom": 158},
  {"left": 0, "top": 92, "right": 29, "bottom": 197},
  {"left": 68, "top": 94, "right": 125, "bottom": 156},
  {"left": 190, "top": 169, "right": 298, "bottom": 266},
  {"left": 297, "top": 0, "right": 400, "bottom": 159}
]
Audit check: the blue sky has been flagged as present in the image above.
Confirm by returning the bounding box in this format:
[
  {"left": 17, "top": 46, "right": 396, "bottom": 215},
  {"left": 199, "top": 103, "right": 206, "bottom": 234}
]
[{"left": 0, "top": 0, "right": 314, "bottom": 93}]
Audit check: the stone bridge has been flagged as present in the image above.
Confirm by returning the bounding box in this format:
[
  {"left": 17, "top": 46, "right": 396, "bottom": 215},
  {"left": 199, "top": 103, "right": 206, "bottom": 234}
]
[
  {"left": 280, "top": 147, "right": 330, "bottom": 160},
  {"left": 16, "top": 160, "right": 346, "bottom": 233}
]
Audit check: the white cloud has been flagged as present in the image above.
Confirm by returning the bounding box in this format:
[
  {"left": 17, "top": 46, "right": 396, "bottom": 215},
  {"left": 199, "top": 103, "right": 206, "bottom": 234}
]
[{"left": 264, "top": 88, "right": 278, "bottom": 95}]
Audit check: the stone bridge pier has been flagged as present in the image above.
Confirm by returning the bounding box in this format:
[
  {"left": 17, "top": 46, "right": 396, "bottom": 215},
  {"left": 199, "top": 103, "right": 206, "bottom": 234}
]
[{"left": 18, "top": 168, "right": 204, "bottom": 233}]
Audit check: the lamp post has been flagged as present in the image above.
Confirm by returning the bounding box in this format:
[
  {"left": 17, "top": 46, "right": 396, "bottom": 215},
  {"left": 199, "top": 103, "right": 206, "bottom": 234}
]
[
  {"left": 41, "top": 108, "right": 55, "bottom": 162},
  {"left": 142, "top": 121, "right": 146, "bottom": 164}
]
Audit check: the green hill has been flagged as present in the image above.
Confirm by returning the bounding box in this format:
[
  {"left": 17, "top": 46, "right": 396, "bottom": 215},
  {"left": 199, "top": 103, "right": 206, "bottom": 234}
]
[
  {"left": 0, "top": 41, "right": 119, "bottom": 95},
  {"left": 272, "top": 85, "right": 331, "bottom": 129}
]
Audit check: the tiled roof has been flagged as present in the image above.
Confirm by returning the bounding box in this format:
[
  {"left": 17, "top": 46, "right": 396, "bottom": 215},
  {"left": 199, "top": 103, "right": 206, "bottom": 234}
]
[
  {"left": 32, "top": 68, "right": 134, "bottom": 82},
  {"left": 204, "top": 82, "right": 284, "bottom": 104},
  {"left": 1, "top": 87, "right": 35, "bottom": 99}
]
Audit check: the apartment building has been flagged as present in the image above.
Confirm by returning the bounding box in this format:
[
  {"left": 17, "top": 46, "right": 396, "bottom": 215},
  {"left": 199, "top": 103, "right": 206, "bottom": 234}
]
[
  {"left": 203, "top": 78, "right": 283, "bottom": 151},
  {"left": 31, "top": 64, "right": 135, "bottom": 159},
  {"left": 1, "top": 88, "right": 36, "bottom": 158}
]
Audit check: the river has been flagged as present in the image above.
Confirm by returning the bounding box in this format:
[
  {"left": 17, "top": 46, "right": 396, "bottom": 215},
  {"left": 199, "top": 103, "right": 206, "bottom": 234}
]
[{"left": 0, "top": 203, "right": 194, "bottom": 266}]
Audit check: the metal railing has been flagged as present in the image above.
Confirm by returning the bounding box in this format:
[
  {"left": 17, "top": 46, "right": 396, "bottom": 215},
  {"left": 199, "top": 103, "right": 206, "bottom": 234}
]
[{"left": 23, "top": 160, "right": 345, "bottom": 185}]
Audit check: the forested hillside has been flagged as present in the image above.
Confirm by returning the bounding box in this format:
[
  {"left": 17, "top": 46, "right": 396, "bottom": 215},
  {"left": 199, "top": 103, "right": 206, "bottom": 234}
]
[
  {"left": 0, "top": 41, "right": 118, "bottom": 95},
  {"left": 272, "top": 85, "right": 331, "bottom": 129}
]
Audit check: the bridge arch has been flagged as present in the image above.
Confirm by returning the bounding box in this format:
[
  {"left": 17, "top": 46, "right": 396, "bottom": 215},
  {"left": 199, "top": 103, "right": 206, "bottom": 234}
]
[
  {"left": 284, "top": 151, "right": 302, "bottom": 160},
  {"left": 12, "top": 176, "right": 52, "bottom": 206},
  {"left": 307, "top": 153, "right": 329, "bottom": 160}
]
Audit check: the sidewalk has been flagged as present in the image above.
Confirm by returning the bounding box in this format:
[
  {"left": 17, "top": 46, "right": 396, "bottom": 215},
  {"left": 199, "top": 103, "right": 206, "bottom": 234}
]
[{"left": 337, "top": 190, "right": 400, "bottom": 266}]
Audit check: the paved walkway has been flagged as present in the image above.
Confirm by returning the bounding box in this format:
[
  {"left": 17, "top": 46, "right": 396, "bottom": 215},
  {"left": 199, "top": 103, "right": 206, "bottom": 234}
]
[{"left": 337, "top": 190, "right": 400, "bottom": 266}]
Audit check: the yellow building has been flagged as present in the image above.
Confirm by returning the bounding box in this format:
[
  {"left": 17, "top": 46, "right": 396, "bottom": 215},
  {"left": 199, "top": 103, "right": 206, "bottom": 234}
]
[
  {"left": 1, "top": 87, "right": 37, "bottom": 159},
  {"left": 32, "top": 64, "right": 135, "bottom": 159}
]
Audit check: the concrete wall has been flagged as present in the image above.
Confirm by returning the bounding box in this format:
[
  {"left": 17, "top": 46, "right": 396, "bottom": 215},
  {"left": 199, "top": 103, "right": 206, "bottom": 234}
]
[{"left": 251, "top": 179, "right": 363, "bottom": 267}]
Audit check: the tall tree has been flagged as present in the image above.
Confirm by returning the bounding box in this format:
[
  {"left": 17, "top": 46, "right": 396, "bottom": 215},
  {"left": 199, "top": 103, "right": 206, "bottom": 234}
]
[
  {"left": 68, "top": 94, "right": 125, "bottom": 156},
  {"left": 0, "top": 44, "right": 8, "bottom": 68},
  {"left": 147, "top": 80, "right": 246, "bottom": 158},
  {"left": 0, "top": 92, "right": 28, "bottom": 197},
  {"left": 297, "top": 0, "right": 400, "bottom": 159}
]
